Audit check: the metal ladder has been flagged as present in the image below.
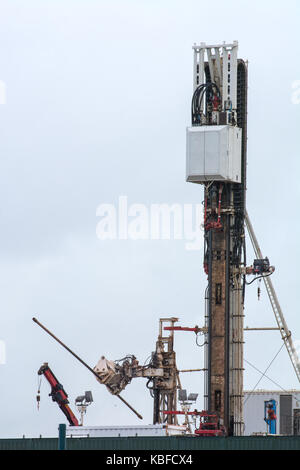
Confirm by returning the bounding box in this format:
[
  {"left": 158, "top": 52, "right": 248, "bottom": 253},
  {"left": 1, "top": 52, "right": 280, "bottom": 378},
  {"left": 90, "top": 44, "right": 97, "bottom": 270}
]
[{"left": 245, "top": 210, "right": 300, "bottom": 383}]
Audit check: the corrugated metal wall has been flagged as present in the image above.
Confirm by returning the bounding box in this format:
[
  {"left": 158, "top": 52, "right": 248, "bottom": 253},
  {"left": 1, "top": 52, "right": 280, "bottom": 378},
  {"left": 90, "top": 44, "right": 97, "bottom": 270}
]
[
  {"left": 280, "top": 395, "right": 293, "bottom": 435},
  {"left": 0, "top": 438, "right": 58, "bottom": 450},
  {"left": 1, "top": 436, "right": 300, "bottom": 450}
]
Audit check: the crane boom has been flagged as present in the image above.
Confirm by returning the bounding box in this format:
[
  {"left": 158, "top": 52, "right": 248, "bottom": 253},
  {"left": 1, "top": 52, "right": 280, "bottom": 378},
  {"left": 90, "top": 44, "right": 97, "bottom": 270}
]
[
  {"left": 245, "top": 210, "right": 300, "bottom": 383},
  {"left": 38, "top": 363, "right": 79, "bottom": 426}
]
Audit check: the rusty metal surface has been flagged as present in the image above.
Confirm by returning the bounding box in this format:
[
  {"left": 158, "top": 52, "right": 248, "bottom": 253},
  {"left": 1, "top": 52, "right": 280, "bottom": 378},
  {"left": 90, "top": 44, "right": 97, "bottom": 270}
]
[{"left": 208, "top": 224, "right": 228, "bottom": 424}]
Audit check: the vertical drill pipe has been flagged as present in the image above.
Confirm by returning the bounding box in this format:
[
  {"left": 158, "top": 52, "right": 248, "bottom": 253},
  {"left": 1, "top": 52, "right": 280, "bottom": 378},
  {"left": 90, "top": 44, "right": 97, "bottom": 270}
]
[
  {"left": 217, "top": 185, "right": 223, "bottom": 224},
  {"left": 32, "top": 317, "right": 143, "bottom": 420},
  {"left": 204, "top": 285, "right": 209, "bottom": 410},
  {"left": 207, "top": 229, "right": 213, "bottom": 412},
  {"left": 225, "top": 212, "right": 231, "bottom": 434}
]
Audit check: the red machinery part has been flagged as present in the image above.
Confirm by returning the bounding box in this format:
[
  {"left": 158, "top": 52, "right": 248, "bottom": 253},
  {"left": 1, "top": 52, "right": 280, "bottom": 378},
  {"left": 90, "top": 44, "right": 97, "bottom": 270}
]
[
  {"left": 203, "top": 262, "right": 209, "bottom": 275},
  {"left": 163, "top": 410, "right": 216, "bottom": 416},
  {"left": 267, "top": 408, "right": 277, "bottom": 421},
  {"left": 203, "top": 184, "right": 223, "bottom": 232},
  {"left": 163, "top": 410, "right": 226, "bottom": 436},
  {"left": 38, "top": 363, "right": 79, "bottom": 427},
  {"left": 164, "top": 326, "right": 201, "bottom": 333},
  {"left": 194, "top": 428, "right": 224, "bottom": 436},
  {"left": 212, "top": 94, "right": 220, "bottom": 111}
]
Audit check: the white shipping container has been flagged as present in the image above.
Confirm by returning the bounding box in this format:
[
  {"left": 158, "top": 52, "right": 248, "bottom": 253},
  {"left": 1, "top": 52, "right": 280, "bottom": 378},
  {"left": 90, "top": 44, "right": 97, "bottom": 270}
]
[
  {"left": 66, "top": 424, "right": 187, "bottom": 438},
  {"left": 186, "top": 125, "right": 242, "bottom": 184}
]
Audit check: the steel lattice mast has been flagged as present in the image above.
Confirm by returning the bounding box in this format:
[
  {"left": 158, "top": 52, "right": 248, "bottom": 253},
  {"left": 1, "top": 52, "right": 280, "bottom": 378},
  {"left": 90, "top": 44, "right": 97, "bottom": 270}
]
[{"left": 245, "top": 211, "right": 300, "bottom": 383}]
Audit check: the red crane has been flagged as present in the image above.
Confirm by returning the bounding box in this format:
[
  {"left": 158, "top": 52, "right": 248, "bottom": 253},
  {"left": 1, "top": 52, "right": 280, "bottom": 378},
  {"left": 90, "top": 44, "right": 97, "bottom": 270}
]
[{"left": 37, "top": 363, "right": 79, "bottom": 426}]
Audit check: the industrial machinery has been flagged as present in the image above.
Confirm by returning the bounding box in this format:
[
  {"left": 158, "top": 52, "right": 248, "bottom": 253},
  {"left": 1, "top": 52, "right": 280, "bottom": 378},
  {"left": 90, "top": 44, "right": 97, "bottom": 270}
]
[
  {"left": 92, "top": 317, "right": 180, "bottom": 425},
  {"left": 33, "top": 41, "right": 300, "bottom": 437},
  {"left": 186, "top": 42, "right": 281, "bottom": 436},
  {"left": 194, "top": 412, "right": 226, "bottom": 437},
  {"left": 186, "top": 41, "right": 249, "bottom": 436},
  {"left": 186, "top": 41, "right": 300, "bottom": 437},
  {"left": 33, "top": 317, "right": 143, "bottom": 420},
  {"left": 163, "top": 408, "right": 225, "bottom": 437},
  {"left": 264, "top": 399, "right": 277, "bottom": 435},
  {"left": 37, "top": 363, "right": 79, "bottom": 426},
  {"left": 163, "top": 389, "right": 224, "bottom": 435},
  {"left": 33, "top": 317, "right": 181, "bottom": 425}
]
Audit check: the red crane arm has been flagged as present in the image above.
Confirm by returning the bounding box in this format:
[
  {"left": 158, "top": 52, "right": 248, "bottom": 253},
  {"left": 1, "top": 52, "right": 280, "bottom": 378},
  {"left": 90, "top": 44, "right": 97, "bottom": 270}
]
[{"left": 38, "top": 363, "right": 79, "bottom": 427}]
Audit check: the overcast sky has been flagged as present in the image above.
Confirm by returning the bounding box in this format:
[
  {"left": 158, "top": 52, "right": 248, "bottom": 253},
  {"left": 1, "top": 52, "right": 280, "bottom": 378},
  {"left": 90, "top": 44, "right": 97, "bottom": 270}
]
[{"left": 0, "top": 0, "right": 299, "bottom": 438}]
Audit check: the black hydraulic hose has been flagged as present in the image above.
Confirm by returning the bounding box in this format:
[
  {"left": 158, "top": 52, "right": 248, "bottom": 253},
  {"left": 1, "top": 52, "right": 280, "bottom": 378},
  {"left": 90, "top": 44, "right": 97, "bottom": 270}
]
[
  {"left": 191, "top": 82, "right": 221, "bottom": 124},
  {"left": 245, "top": 272, "right": 273, "bottom": 286}
]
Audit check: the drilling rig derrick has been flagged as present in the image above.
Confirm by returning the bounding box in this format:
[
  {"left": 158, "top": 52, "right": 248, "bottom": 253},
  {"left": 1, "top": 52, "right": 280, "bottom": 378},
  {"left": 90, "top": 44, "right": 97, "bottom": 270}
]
[{"left": 186, "top": 42, "right": 248, "bottom": 435}]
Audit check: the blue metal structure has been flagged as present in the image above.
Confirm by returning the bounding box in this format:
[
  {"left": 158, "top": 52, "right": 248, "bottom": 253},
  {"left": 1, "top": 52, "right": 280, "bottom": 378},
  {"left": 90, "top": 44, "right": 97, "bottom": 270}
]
[{"left": 264, "top": 400, "right": 277, "bottom": 434}]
